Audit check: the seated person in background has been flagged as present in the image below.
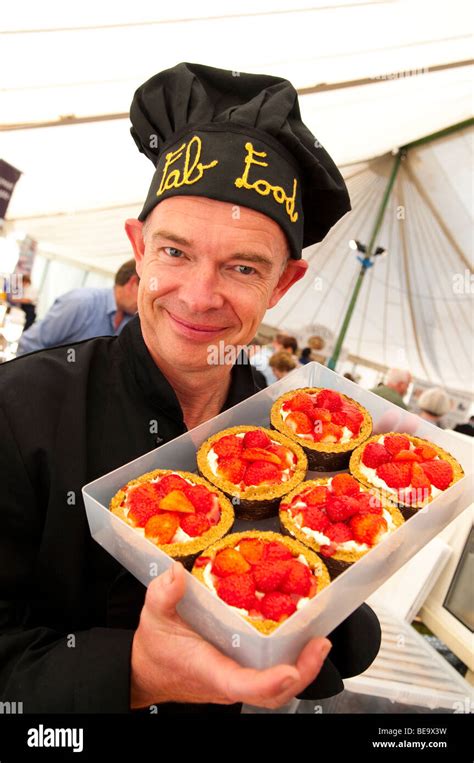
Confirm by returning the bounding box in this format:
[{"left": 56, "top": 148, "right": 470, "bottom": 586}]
[
  {"left": 8, "top": 274, "right": 38, "bottom": 330},
  {"left": 416, "top": 387, "right": 451, "bottom": 428},
  {"left": 17, "top": 259, "right": 139, "bottom": 355},
  {"left": 370, "top": 367, "right": 412, "bottom": 410},
  {"left": 454, "top": 415, "right": 474, "bottom": 438},
  {"left": 269, "top": 349, "right": 298, "bottom": 380}
]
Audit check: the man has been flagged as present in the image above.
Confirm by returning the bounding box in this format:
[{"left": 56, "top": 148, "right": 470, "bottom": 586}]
[
  {"left": 16, "top": 259, "right": 139, "bottom": 355},
  {"left": 370, "top": 367, "right": 412, "bottom": 410},
  {"left": 0, "top": 62, "right": 380, "bottom": 713}
]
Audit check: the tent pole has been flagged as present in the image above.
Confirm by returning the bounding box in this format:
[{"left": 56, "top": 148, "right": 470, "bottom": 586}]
[{"left": 327, "top": 150, "right": 403, "bottom": 371}]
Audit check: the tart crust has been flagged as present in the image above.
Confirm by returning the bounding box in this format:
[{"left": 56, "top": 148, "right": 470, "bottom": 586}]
[
  {"left": 196, "top": 426, "right": 307, "bottom": 520},
  {"left": 279, "top": 478, "right": 404, "bottom": 578},
  {"left": 270, "top": 387, "right": 373, "bottom": 471},
  {"left": 110, "top": 469, "right": 234, "bottom": 569},
  {"left": 349, "top": 433, "right": 465, "bottom": 519},
  {"left": 192, "top": 530, "right": 330, "bottom": 635}
]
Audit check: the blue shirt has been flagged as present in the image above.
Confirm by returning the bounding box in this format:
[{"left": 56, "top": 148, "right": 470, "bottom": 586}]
[{"left": 17, "top": 288, "right": 134, "bottom": 356}]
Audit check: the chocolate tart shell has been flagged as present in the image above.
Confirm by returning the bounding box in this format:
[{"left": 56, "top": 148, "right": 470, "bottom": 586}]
[
  {"left": 192, "top": 530, "right": 330, "bottom": 635},
  {"left": 196, "top": 426, "right": 307, "bottom": 520},
  {"left": 110, "top": 469, "right": 234, "bottom": 570},
  {"left": 349, "top": 432, "right": 465, "bottom": 520},
  {"left": 279, "top": 478, "right": 404, "bottom": 579},
  {"left": 270, "top": 387, "right": 373, "bottom": 472}
]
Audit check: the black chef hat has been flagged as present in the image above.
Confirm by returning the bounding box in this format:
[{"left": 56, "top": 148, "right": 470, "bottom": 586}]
[{"left": 130, "top": 62, "right": 350, "bottom": 260}]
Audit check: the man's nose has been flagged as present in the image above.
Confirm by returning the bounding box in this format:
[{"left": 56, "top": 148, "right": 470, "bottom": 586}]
[{"left": 177, "top": 263, "right": 225, "bottom": 312}]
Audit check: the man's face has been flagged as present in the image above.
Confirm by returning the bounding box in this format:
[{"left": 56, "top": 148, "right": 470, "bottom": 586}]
[{"left": 125, "top": 196, "right": 307, "bottom": 370}]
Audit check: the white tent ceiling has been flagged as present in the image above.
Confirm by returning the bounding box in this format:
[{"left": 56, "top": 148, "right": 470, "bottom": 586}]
[{"left": 1, "top": 1, "right": 473, "bottom": 391}]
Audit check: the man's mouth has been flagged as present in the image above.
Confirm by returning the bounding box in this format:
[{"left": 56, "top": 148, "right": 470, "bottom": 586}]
[{"left": 165, "top": 309, "right": 229, "bottom": 338}]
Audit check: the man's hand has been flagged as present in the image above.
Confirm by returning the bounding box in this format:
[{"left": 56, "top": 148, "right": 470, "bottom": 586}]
[{"left": 130, "top": 561, "right": 332, "bottom": 710}]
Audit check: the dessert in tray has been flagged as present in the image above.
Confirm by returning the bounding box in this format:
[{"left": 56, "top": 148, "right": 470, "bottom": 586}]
[
  {"left": 279, "top": 473, "right": 404, "bottom": 577},
  {"left": 196, "top": 426, "right": 307, "bottom": 520},
  {"left": 270, "top": 388, "right": 372, "bottom": 471},
  {"left": 350, "top": 433, "right": 465, "bottom": 518},
  {"left": 110, "top": 470, "right": 234, "bottom": 568},
  {"left": 192, "top": 531, "right": 330, "bottom": 634}
]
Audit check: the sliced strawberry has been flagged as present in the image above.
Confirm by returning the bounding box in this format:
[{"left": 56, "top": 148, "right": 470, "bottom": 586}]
[
  {"left": 158, "top": 489, "right": 195, "bottom": 514},
  {"left": 393, "top": 449, "right": 422, "bottom": 463},
  {"left": 144, "top": 512, "right": 179, "bottom": 544},
  {"left": 217, "top": 456, "right": 246, "bottom": 484},
  {"left": 341, "top": 404, "right": 364, "bottom": 433},
  {"left": 213, "top": 434, "right": 243, "bottom": 458},
  {"left": 267, "top": 444, "right": 295, "bottom": 468},
  {"left": 384, "top": 435, "right": 411, "bottom": 456},
  {"left": 243, "top": 461, "right": 281, "bottom": 486},
  {"left": 238, "top": 538, "right": 265, "bottom": 564},
  {"left": 315, "top": 389, "right": 343, "bottom": 411},
  {"left": 240, "top": 447, "right": 282, "bottom": 465},
  {"left": 261, "top": 592, "right": 296, "bottom": 621},
  {"left": 411, "top": 462, "right": 432, "bottom": 491},
  {"left": 194, "top": 556, "right": 211, "bottom": 568},
  {"left": 263, "top": 541, "right": 293, "bottom": 562},
  {"left": 331, "top": 473, "right": 360, "bottom": 497},
  {"left": 303, "top": 505, "right": 330, "bottom": 533},
  {"left": 326, "top": 494, "right": 360, "bottom": 522},
  {"left": 155, "top": 474, "right": 189, "bottom": 495},
  {"left": 242, "top": 430, "right": 271, "bottom": 450},
  {"left": 184, "top": 484, "right": 216, "bottom": 513},
  {"left": 313, "top": 422, "right": 343, "bottom": 443},
  {"left": 349, "top": 514, "right": 387, "bottom": 545},
  {"left": 304, "top": 485, "right": 329, "bottom": 506},
  {"left": 206, "top": 502, "right": 221, "bottom": 526},
  {"left": 280, "top": 559, "right": 312, "bottom": 596},
  {"left": 217, "top": 573, "right": 257, "bottom": 610},
  {"left": 282, "top": 392, "right": 316, "bottom": 418},
  {"left": 361, "top": 442, "right": 392, "bottom": 468},
  {"left": 356, "top": 491, "right": 383, "bottom": 515},
  {"left": 414, "top": 444, "right": 438, "bottom": 461},
  {"left": 310, "top": 407, "right": 332, "bottom": 424},
  {"left": 420, "top": 460, "right": 453, "bottom": 490},
  {"left": 376, "top": 462, "right": 412, "bottom": 489},
  {"left": 180, "top": 513, "right": 210, "bottom": 537},
  {"left": 285, "top": 411, "right": 313, "bottom": 434},
  {"left": 325, "top": 523, "right": 354, "bottom": 543},
  {"left": 212, "top": 548, "right": 251, "bottom": 577},
  {"left": 252, "top": 561, "right": 288, "bottom": 593},
  {"left": 127, "top": 483, "right": 161, "bottom": 527}
]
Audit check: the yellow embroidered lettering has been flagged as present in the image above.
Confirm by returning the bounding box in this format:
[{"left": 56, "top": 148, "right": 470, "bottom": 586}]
[
  {"left": 234, "top": 142, "right": 299, "bottom": 222},
  {"left": 157, "top": 136, "right": 218, "bottom": 196}
]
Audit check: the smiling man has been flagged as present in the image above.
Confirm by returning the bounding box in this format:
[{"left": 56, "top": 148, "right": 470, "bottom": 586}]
[{"left": 0, "top": 63, "right": 381, "bottom": 714}]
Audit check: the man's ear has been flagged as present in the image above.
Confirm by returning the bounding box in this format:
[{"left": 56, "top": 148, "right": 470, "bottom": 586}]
[
  {"left": 125, "top": 219, "right": 145, "bottom": 277},
  {"left": 268, "top": 259, "right": 309, "bottom": 309}
]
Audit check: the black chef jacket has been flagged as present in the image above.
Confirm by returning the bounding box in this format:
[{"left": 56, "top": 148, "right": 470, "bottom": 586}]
[{"left": 0, "top": 315, "right": 381, "bottom": 713}]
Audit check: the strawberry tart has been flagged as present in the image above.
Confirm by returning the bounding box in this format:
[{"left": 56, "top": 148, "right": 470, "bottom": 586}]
[
  {"left": 270, "top": 387, "right": 372, "bottom": 471},
  {"left": 350, "top": 433, "right": 464, "bottom": 519},
  {"left": 192, "top": 531, "right": 330, "bottom": 634},
  {"left": 279, "top": 473, "right": 404, "bottom": 577},
  {"left": 196, "top": 426, "right": 307, "bottom": 520},
  {"left": 110, "top": 470, "right": 234, "bottom": 568}
]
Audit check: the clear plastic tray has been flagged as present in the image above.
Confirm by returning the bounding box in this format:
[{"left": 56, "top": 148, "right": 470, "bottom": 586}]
[{"left": 82, "top": 362, "right": 473, "bottom": 669}]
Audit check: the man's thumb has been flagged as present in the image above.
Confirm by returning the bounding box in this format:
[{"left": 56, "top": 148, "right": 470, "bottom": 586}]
[{"left": 146, "top": 561, "right": 186, "bottom": 617}]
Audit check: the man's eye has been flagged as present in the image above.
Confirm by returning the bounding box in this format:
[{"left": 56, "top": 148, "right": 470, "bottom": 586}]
[
  {"left": 164, "top": 247, "right": 183, "bottom": 258},
  {"left": 234, "top": 265, "right": 256, "bottom": 275}
]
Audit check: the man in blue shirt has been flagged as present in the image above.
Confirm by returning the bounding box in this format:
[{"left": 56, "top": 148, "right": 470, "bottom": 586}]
[{"left": 17, "top": 259, "right": 139, "bottom": 355}]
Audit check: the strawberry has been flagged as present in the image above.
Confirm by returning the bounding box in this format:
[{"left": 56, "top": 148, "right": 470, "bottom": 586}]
[
  {"left": 242, "top": 430, "right": 271, "bottom": 450},
  {"left": 282, "top": 392, "right": 316, "bottom": 417},
  {"left": 238, "top": 538, "right": 265, "bottom": 565},
  {"left": 144, "top": 512, "right": 179, "bottom": 544},
  {"left": 212, "top": 548, "right": 251, "bottom": 577},
  {"left": 329, "top": 411, "right": 348, "bottom": 428},
  {"left": 158, "top": 489, "right": 195, "bottom": 514},
  {"left": 184, "top": 484, "right": 216, "bottom": 513},
  {"left": 240, "top": 447, "right": 281, "bottom": 465},
  {"left": 376, "top": 462, "right": 412, "bottom": 488},
  {"left": 263, "top": 541, "right": 293, "bottom": 562},
  {"left": 414, "top": 444, "right": 437, "bottom": 461},
  {"left": 399, "top": 487, "right": 429, "bottom": 506},
  {"left": 393, "top": 449, "right": 422, "bottom": 463},
  {"left": 206, "top": 503, "right": 221, "bottom": 526},
  {"left": 325, "top": 523, "right": 354, "bottom": 543},
  {"left": 213, "top": 434, "right": 243, "bottom": 458},
  {"left": 420, "top": 460, "right": 453, "bottom": 490},
  {"left": 285, "top": 411, "right": 313, "bottom": 434},
  {"left": 349, "top": 514, "right": 387, "bottom": 545},
  {"left": 326, "top": 494, "right": 360, "bottom": 522},
  {"left": 252, "top": 562, "right": 288, "bottom": 593},
  {"left": 243, "top": 461, "right": 281, "bottom": 486},
  {"left": 194, "top": 556, "right": 211, "bottom": 568},
  {"left": 341, "top": 404, "right": 364, "bottom": 433},
  {"left": 267, "top": 444, "right": 295, "bottom": 468},
  {"left": 261, "top": 592, "right": 296, "bottom": 621},
  {"left": 217, "top": 573, "right": 257, "bottom": 610},
  {"left": 127, "top": 483, "right": 161, "bottom": 526},
  {"left": 217, "top": 456, "right": 246, "bottom": 484},
  {"left": 361, "top": 442, "right": 392, "bottom": 468},
  {"left": 331, "top": 473, "right": 360, "bottom": 497},
  {"left": 180, "top": 513, "right": 210, "bottom": 537},
  {"left": 155, "top": 474, "right": 189, "bottom": 495},
  {"left": 356, "top": 491, "right": 383, "bottom": 515},
  {"left": 280, "top": 559, "right": 312, "bottom": 596},
  {"left": 315, "top": 389, "right": 343, "bottom": 411},
  {"left": 303, "top": 506, "right": 330, "bottom": 533},
  {"left": 304, "top": 485, "right": 329, "bottom": 506},
  {"left": 411, "top": 462, "right": 432, "bottom": 491},
  {"left": 384, "top": 435, "right": 411, "bottom": 456},
  {"left": 313, "top": 422, "right": 343, "bottom": 443},
  {"left": 310, "top": 407, "right": 332, "bottom": 424}
]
